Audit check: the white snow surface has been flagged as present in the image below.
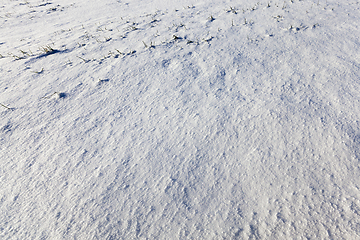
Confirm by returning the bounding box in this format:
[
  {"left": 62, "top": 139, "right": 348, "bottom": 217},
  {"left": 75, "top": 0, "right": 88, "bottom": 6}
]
[{"left": 1, "top": 0, "right": 360, "bottom": 239}]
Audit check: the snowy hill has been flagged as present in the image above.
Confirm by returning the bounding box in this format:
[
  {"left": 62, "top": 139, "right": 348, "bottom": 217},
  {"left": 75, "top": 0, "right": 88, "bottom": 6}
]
[{"left": 1, "top": 0, "right": 360, "bottom": 239}]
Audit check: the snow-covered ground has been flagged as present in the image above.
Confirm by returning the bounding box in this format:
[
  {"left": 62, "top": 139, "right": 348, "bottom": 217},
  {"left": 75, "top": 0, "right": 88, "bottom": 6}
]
[{"left": 1, "top": 0, "right": 360, "bottom": 239}]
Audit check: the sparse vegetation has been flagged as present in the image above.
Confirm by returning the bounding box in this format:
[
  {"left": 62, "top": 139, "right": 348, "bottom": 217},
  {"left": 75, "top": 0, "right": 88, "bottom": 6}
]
[
  {"left": 143, "top": 41, "right": 155, "bottom": 49},
  {"left": 42, "top": 92, "right": 66, "bottom": 99},
  {"left": 0, "top": 102, "right": 12, "bottom": 110},
  {"left": 39, "top": 45, "right": 56, "bottom": 55},
  {"left": 172, "top": 35, "right": 181, "bottom": 40},
  {"left": 1, "top": 0, "right": 327, "bottom": 65},
  {"left": 2, "top": 0, "right": 360, "bottom": 239},
  {"left": 32, "top": 68, "right": 44, "bottom": 74},
  {"left": 77, "top": 56, "right": 90, "bottom": 63}
]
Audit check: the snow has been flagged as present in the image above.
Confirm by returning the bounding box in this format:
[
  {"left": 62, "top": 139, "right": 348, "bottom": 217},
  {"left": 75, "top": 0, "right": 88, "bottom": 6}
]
[{"left": 1, "top": 0, "right": 360, "bottom": 239}]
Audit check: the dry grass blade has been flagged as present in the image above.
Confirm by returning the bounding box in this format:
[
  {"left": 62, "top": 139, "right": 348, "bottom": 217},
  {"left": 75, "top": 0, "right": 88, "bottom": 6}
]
[
  {"left": 0, "top": 102, "right": 12, "bottom": 110},
  {"left": 42, "top": 92, "right": 67, "bottom": 99},
  {"left": 39, "top": 45, "right": 59, "bottom": 56}
]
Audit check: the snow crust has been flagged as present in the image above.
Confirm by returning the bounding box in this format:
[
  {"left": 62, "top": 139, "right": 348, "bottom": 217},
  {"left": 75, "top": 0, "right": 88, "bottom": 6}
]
[{"left": 1, "top": 0, "right": 360, "bottom": 239}]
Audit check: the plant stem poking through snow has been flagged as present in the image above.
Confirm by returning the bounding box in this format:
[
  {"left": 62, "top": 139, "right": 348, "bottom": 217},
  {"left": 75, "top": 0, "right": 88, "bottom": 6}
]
[
  {"left": 42, "top": 92, "right": 67, "bottom": 99},
  {"left": 77, "top": 56, "right": 89, "bottom": 63},
  {"left": 0, "top": 102, "right": 12, "bottom": 110},
  {"left": 39, "top": 45, "right": 57, "bottom": 55},
  {"left": 32, "top": 68, "right": 44, "bottom": 74},
  {"left": 172, "top": 35, "right": 181, "bottom": 40},
  {"left": 2, "top": 0, "right": 360, "bottom": 239}
]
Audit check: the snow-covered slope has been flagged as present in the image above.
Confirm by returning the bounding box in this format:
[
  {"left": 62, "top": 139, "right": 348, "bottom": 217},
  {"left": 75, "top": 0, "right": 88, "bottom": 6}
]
[{"left": 1, "top": 0, "right": 360, "bottom": 239}]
